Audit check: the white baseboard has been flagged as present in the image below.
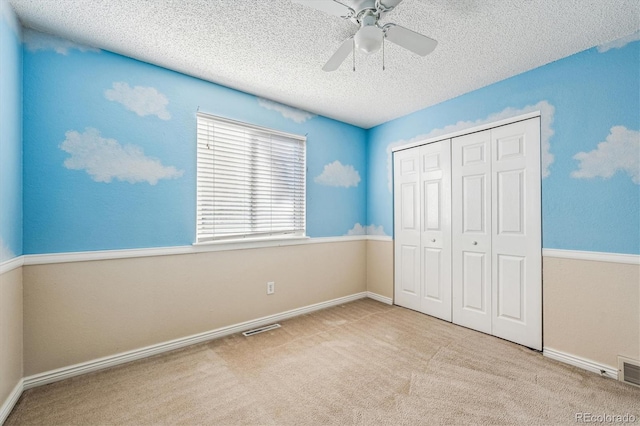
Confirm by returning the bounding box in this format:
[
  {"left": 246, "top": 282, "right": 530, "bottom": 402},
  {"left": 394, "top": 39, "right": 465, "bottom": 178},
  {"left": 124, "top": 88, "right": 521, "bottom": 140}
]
[
  {"left": 23, "top": 292, "right": 368, "bottom": 390},
  {"left": 366, "top": 291, "right": 393, "bottom": 305},
  {"left": 543, "top": 347, "right": 618, "bottom": 380},
  {"left": 0, "top": 379, "right": 23, "bottom": 425}
]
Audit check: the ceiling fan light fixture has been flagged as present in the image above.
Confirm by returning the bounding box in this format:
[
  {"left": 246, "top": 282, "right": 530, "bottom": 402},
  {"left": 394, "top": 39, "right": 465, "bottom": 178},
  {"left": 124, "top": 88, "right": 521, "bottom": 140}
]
[
  {"left": 295, "top": 0, "right": 438, "bottom": 71},
  {"left": 354, "top": 25, "right": 383, "bottom": 54}
]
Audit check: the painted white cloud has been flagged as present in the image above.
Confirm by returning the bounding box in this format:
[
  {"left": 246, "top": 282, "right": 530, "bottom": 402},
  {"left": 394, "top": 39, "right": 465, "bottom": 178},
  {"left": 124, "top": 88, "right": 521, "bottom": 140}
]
[
  {"left": 257, "top": 97, "right": 316, "bottom": 123},
  {"left": 0, "top": 237, "right": 16, "bottom": 263},
  {"left": 314, "top": 160, "right": 361, "bottom": 188},
  {"left": 386, "top": 101, "right": 555, "bottom": 191},
  {"left": 24, "top": 29, "right": 100, "bottom": 55},
  {"left": 597, "top": 31, "right": 640, "bottom": 53},
  {"left": 60, "top": 128, "right": 184, "bottom": 185},
  {"left": 105, "top": 82, "right": 171, "bottom": 120},
  {"left": 571, "top": 126, "right": 640, "bottom": 184},
  {"left": 346, "top": 223, "right": 388, "bottom": 236}
]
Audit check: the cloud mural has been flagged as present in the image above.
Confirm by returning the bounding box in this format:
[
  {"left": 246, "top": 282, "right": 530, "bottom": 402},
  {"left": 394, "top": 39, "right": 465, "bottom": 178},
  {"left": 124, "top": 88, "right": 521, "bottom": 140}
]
[
  {"left": 257, "top": 97, "right": 316, "bottom": 123},
  {"left": 571, "top": 126, "right": 640, "bottom": 184},
  {"left": 0, "top": 237, "right": 15, "bottom": 262},
  {"left": 105, "top": 82, "right": 171, "bottom": 120},
  {"left": 60, "top": 128, "right": 184, "bottom": 185},
  {"left": 385, "top": 101, "right": 555, "bottom": 191},
  {"left": 597, "top": 31, "right": 640, "bottom": 53},
  {"left": 346, "top": 223, "right": 388, "bottom": 236},
  {"left": 24, "top": 29, "right": 99, "bottom": 55},
  {"left": 315, "top": 160, "right": 361, "bottom": 188}
]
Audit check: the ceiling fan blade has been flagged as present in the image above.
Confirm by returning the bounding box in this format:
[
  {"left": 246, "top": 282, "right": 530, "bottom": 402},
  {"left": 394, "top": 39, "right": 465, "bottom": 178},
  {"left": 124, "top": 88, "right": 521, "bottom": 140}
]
[
  {"left": 376, "top": 0, "right": 403, "bottom": 19},
  {"left": 322, "top": 37, "right": 353, "bottom": 72},
  {"left": 378, "top": 0, "right": 404, "bottom": 12},
  {"left": 292, "top": 0, "right": 353, "bottom": 18},
  {"left": 385, "top": 25, "right": 437, "bottom": 56}
]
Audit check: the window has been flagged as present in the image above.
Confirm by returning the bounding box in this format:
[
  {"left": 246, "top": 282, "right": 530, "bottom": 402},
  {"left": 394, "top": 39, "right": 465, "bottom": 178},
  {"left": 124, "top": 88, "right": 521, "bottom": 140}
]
[{"left": 196, "top": 113, "right": 306, "bottom": 243}]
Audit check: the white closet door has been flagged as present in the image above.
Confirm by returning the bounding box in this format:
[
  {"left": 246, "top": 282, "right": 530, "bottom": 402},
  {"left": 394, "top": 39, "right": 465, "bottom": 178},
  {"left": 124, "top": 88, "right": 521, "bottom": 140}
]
[
  {"left": 420, "top": 141, "right": 452, "bottom": 321},
  {"left": 452, "top": 130, "right": 492, "bottom": 334},
  {"left": 394, "top": 148, "right": 421, "bottom": 311},
  {"left": 491, "top": 118, "right": 542, "bottom": 350}
]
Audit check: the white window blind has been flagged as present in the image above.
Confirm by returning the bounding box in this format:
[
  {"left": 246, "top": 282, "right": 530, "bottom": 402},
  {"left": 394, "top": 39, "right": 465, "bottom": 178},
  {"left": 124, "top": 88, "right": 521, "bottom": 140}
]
[{"left": 196, "top": 113, "right": 306, "bottom": 243}]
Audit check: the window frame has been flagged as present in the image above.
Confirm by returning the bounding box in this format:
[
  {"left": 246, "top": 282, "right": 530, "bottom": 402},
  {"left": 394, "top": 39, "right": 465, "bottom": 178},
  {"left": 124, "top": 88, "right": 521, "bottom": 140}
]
[{"left": 195, "top": 112, "right": 307, "bottom": 244}]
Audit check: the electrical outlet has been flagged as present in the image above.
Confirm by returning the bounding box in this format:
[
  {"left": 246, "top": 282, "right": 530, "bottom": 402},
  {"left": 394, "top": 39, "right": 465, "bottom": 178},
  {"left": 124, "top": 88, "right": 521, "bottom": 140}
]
[{"left": 267, "top": 281, "right": 275, "bottom": 295}]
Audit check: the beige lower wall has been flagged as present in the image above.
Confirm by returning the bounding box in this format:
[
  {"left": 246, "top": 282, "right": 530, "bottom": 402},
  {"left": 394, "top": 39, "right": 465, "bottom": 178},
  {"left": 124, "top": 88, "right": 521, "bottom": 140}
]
[
  {"left": 364, "top": 240, "right": 640, "bottom": 368},
  {"left": 17, "top": 238, "right": 640, "bottom": 379},
  {"left": 543, "top": 257, "right": 639, "bottom": 367},
  {"left": 23, "top": 241, "right": 366, "bottom": 376},
  {"left": 366, "top": 240, "right": 393, "bottom": 299},
  {"left": 0, "top": 266, "right": 23, "bottom": 406}
]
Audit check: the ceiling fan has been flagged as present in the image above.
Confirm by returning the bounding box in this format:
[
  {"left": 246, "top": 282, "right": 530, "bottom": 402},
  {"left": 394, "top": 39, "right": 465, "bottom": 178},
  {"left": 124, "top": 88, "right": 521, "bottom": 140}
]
[{"left": 293, "top": 0, "right": 438, "bottom": 71}]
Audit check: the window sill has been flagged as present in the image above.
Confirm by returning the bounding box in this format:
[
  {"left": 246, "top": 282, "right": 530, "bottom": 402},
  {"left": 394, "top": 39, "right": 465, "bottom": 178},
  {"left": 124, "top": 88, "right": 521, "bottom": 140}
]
[{"left": 193, "top": 235, "right": 310, "bottom": 251}]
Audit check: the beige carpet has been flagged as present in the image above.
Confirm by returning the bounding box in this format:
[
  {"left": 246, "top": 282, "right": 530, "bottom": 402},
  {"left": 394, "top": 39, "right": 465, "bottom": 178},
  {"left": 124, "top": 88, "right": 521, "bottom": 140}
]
[{"left": 7, "top": 298, "right": 639, "bottom": 425}]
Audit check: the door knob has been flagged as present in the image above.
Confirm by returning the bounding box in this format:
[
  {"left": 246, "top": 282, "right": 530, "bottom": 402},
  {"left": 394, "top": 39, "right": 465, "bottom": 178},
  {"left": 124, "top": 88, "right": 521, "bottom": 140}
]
[
  {"left": 472, "top": 241, "right": 478, "bottom": 245},
  {"left": 431, "top": 239, "right": 436, "bottom": 242}
]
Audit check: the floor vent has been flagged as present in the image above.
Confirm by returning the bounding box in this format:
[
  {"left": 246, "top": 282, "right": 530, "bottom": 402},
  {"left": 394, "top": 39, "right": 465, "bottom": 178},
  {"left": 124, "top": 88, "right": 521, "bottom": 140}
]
[
  {"left": 618, "top": 356, "right": 640, "bottom": 388},
  {"left": 242, "top": 323, "right": 281, "bottom": 337}
]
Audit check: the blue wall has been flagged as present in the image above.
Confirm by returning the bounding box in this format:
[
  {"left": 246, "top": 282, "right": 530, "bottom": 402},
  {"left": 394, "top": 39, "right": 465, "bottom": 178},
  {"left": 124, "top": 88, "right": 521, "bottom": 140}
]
[
  {"left": 22, "top": 30, "right": 367, "bottom": 254},
  {"left": 8, "top": 27, "right": 640, "bottom": 257},
  {"left": 368, "top": 36, "right": 640, "bottom": 255},
  {"left": 0, "top": 2, "right": 22, "bottom": 262}
]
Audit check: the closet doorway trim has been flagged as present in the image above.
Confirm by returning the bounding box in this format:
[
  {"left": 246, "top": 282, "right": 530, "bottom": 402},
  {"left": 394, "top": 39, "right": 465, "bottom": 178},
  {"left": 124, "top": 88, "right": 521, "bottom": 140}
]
[{"left": 391, "top": 111, "right": 541, "bottom": 154}]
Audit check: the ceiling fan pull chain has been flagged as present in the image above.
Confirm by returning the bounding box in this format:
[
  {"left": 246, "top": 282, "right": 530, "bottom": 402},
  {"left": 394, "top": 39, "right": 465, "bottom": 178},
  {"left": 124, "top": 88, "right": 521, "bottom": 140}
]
[
  {"left": 383, "top": 35, "right": 386, "bottom": 71},
  {"left": 353, "top": 39, "right": 356, "bottom": 72}
]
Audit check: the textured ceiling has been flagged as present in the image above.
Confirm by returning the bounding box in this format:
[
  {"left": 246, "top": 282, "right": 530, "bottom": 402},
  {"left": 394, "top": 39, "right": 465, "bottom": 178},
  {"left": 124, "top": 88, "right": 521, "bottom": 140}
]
[{"left": 8, "top": 0, "right": 640, "bottom": 128}]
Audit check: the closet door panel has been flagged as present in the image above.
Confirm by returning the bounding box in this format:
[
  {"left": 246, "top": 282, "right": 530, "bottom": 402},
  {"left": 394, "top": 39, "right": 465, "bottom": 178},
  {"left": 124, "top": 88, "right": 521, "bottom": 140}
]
[
  {"left": 462, "top": 251, "right": 487, "bottom": 311},
  {"left": 423, "top": 248, "right": 442, "bottom": 299},
  {"left": 491, "top": 118, "right": 542, "bottom": 350},
  {"left": 420, "top": 141, "right": 452, "bottom": 321},
  {"left": 393, "top": 117, "right": 541, "bottom": 351},
  {"left": 452, "top": 130, "right": 492, "bottom": 334},
  {"left": 394, "top": 148, "right": 421, "bottom": 311}
]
